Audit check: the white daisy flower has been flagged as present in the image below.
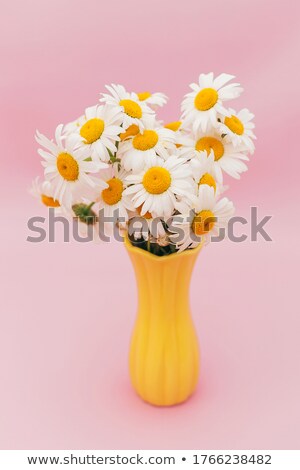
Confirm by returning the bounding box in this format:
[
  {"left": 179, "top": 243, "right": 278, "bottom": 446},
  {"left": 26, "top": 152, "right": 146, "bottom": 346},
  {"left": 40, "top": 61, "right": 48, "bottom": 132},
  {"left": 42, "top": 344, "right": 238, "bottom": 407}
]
[
  {"left": 75, "top": 105, "right": 123, "bottom": 163},
  {"left": 30, "top": 176, "right": 62, "bottom": 210},
  {"left": 99, "top": 84, "right": 154, "bottom": 130},
  {"left": 124, "top": 154, "right": 194, "bottom": 218},
  {"left": 181, "top": 72, "right": 243, "bottom": 133},
  {"left": 119, "top": 124, "right": 140, "bottom": 142},
  {"left": 218, "top": 107, "right": 256, "bottom": 154},
  {"left": 179, "top": 127, "right": 249, "bottom": 181},
  {"left": 176, "top": 140, "right": 223, "bottom": 193},
  {"left": 136, "top": 91, "right": 168, "bottom": 108},
  {"left": 190, "top": 152, "right": 223, "bottom": 195},
  {"left": 117, "top": 120, "right": 176, "bottom": 172},
  {"left": 170, "top": 185, "right": 235, "bottom": 251},
  {"left": 163, "top": 120, "right": 190, "bottom": 148},
  {"left": 36, "top": 125, "right": 108, "bottom": 208},
  {"left": 89, "top": 164, "right": 134, "bottom": 227},
  {"left": 128, "top": 206, "right": 167, "bottom": 241},
  {"left": 64, "top": 115, "right": 85, "bottom": 135}
]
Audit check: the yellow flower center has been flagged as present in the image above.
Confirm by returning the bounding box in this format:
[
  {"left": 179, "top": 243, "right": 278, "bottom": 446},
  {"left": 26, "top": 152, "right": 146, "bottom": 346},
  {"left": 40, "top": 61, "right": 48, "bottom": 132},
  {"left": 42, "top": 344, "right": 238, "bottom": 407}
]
[
  {"left": 57, "top": 153, "right": 79, "bottom": 181},
  {"left": 224, "top": 115, "right": 244, "bottom": 135},
  {"left": 133, "top": 130, "right": 159, "bottom": 151},
  {"left": 196, "top": 136, "right": 224, "bottom": 161},
  {"left": 102, "top": 178, "right": 123, "bottom": 205},
  {"left": 199, "top": 173, "right": 216, "bottom": 192},
  {"left": 80, "top": 118, "right": 105, "bottom": 144},
  {"left": 137, "top": 92, "right": 151, "bottom": 101},
  {"left": 164, "top": 121, "right": 182, "bottom": 131},
  {"left": 194, "top": 88, "right": 218, "bottom": 111},
  {"left": 41, "top": 194, "right": 60, "bottom": 207},
  {"left": 119, "top": 99, "right": 142, "bottom": 118},
  {"left": 120, "top": 124, "right": 139, "bottom": 141},
  {"left": 137, "top": 204, "right": 152, "bottom": 219},
  {"left": 192, "top": 210, "right": 215, "bottom": 236},
  {"left": 143, "top": 167, "right": 171, "bottom": 194}
]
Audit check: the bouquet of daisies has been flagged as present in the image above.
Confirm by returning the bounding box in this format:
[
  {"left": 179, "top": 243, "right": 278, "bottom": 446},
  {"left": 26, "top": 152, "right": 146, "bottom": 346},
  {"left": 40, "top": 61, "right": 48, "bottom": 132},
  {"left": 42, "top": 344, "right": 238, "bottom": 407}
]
[{"left": 32, "top": 73, "right": 255, "bottom": 255}]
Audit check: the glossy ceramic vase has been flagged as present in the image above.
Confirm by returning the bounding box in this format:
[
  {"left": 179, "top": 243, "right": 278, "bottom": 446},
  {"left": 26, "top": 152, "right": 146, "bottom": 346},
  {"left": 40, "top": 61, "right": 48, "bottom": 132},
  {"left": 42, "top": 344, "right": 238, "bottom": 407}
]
[{"left": 125, "top": 236, "right": 202, "bottom": 407}]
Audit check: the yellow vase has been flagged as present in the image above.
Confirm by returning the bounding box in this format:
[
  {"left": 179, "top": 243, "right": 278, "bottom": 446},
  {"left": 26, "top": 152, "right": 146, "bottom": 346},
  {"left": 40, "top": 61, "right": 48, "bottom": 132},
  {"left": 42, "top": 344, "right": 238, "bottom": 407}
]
[{"left": 125, "top": 237, "right": 203, "bottom": 407}]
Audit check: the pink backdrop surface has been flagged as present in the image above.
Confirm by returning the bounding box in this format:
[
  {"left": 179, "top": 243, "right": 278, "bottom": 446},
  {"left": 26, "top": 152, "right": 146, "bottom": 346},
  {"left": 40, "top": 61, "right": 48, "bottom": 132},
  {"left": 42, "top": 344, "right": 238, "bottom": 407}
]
[{"left": 1, "top": 0, "right": 300, "bottom": 450}]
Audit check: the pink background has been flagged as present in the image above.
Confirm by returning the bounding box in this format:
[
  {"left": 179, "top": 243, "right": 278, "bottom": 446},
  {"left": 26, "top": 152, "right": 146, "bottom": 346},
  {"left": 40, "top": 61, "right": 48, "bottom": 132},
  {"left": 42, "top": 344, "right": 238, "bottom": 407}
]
[{"left": 1, "top": 0, "right": 300, "bottom": 449}]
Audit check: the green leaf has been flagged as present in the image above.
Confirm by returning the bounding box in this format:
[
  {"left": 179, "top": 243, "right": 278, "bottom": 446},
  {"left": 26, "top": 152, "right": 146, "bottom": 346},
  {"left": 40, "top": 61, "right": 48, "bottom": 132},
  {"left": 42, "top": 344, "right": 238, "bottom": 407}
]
[{"left": 72, "top": 203, "right": 97, "bottom": 225}]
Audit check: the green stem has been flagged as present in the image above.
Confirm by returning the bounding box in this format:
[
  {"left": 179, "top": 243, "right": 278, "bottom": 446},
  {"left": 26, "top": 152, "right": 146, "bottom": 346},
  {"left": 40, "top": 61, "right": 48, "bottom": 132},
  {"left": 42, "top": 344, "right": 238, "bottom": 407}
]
[{"left": 87, "top": 202, "right": 95, "bottom": 210}]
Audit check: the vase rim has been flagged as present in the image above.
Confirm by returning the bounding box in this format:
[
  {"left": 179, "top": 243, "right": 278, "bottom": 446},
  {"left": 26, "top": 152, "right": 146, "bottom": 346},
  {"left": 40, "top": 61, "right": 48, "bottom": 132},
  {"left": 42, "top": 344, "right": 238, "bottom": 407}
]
[{"left": 124, "top": 234, "right": 203, "bottom": 262}]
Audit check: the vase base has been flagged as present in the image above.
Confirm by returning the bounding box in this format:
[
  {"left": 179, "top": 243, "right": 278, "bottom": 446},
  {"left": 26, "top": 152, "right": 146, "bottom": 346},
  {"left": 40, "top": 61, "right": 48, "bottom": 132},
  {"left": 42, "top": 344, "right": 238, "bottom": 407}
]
[{"left": 134, "top": 390, "right": 197, "bottom": 407}]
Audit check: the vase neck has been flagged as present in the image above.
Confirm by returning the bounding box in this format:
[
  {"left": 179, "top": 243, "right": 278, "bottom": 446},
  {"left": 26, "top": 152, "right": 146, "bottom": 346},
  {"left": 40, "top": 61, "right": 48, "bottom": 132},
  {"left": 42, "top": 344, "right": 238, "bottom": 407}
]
[{"left": 126, "top": 244, "right": 201, "bottom": 316}]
